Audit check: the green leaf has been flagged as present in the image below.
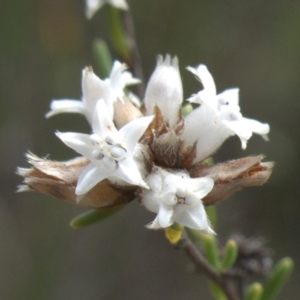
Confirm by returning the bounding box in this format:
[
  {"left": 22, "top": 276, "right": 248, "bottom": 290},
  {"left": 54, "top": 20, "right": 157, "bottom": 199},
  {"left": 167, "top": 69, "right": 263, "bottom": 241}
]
[
  {"left": 205, "top": 205, "right": 217, "bottom": 228},
  {"left": 244, "top": 283, "right": 263, "bottom": 300},
  {"left": 260, "top": 257, "right": 294, "bottom": 300},
  {"left": 70, "top": 206, "right": 124, "bottom": 229},
  {"left": 203, "top": 233, "right": 220, "bottom": 271},
  {"left": 185, "top": 228, "right": 203, "bottom": 248},
  {"left": 92, "top": 38, "right": 112, "bottom": 78},
  {"left": 209, "top": 281, "right": 227, "bottom": 300},
  {"left": 220, "top": 239, "right": 238, "bottom": 271},
  {"left": 181, "top": 103, "right": 193, "bottom": 117},
  {"left": 107, "top": 6, "right": 130, "bottom": 61}
]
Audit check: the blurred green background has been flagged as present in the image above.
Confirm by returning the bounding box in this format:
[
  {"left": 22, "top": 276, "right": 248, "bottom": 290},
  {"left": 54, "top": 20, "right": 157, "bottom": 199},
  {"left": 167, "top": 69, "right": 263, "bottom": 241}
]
[{"left": 1, "top": 0, "right": 299, "bottom": 299}]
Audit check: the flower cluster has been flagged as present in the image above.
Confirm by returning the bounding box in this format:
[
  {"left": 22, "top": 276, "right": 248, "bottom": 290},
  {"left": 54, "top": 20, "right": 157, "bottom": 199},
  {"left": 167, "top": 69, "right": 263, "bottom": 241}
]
[{"left": 17, "top": 55, "right": 273, "bottom": 233}]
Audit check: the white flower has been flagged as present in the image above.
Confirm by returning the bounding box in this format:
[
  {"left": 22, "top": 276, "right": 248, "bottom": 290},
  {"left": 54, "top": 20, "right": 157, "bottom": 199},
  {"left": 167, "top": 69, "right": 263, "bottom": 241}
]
[
  {"left": 180, "top": 65, "right": 270, "bottom": 162},
  {"left": 141, "top": 167, "right": 215, "bottom": 233},
  {"left": 56, "top": 100, "right": 153, "bottom": 196},
  {"left": 46, "top": 62, "right": 140, "bottom": 124},
  {"left": 144, "top": 55, "right": 183, "bottom": 129},
  {"left": 85, "top": 0, "right": 128, "bottom": 19}
]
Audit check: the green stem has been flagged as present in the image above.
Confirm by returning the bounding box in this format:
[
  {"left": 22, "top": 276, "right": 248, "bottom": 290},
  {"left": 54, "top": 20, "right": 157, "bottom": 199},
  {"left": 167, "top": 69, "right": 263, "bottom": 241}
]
[{"left": 178, "top": 232, "right": 240, "bottom": 300}]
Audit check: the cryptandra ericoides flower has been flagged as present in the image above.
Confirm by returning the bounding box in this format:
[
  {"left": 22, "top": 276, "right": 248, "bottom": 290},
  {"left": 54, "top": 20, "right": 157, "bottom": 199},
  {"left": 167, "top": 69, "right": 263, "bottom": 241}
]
[{"left": 17, "top": 55, "right": 273, "bottom": 233}]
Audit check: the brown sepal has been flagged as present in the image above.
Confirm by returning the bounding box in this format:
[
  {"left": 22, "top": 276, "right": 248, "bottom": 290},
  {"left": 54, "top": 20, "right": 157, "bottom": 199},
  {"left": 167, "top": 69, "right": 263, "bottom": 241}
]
[
  {"left": 113, "top": 96, "right": 143, "bottom": 130},
  {"left": 187, "top": 155, "right": 274, "bottom": 205},
  {"left": 140, "top": 105, "right": 168, "bottom": 145},
  {"left": 17, "top": 153, "right": 135, "bottom": 208},
  {"left": 179, "top": 141, "right": 198, "bottom": 168},
  {"left": 152, "top": 131, "right": 181, "bottom": 167}
]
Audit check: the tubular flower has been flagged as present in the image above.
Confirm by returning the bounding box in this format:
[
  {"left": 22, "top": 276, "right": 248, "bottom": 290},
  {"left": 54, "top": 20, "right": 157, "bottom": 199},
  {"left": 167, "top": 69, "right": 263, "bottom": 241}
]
[
  {"left": 144, "top": 55, "right": 183, "bottom": 129},
  {"left": 56, "top": 100, "right": 153, "bottom": 196},
  {"left": 180, "top": 65, "right": 270, "bottom": 162},
  {"left": 18, "top": 55, "right": 273, "bottom": 232},
  {"left": 46, "top": 62, "right": 140, "bottom": 124},
  {"left": 141, "top": 167, "right": 215, "bottom": 232},
  {"left": 85, "top": 0, "right": 128, "bottom": 19}
]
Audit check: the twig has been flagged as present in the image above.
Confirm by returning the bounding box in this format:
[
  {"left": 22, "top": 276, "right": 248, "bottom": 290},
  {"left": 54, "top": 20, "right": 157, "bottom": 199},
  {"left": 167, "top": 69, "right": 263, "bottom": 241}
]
[
  {"left": 178, "top": 232, "right": 240, "bottom": 300},
  {"left": 122, "top": 10, "right": 145, "bottom": 99}
]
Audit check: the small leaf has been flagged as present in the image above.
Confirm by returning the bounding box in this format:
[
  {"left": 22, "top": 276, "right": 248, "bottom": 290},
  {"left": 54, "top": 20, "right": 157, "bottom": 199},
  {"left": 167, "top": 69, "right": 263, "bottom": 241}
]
[
  {"left": 93, "top": 38, "right": 112, "bottom": 78},
  {"left": 70, "top": 206, "right": 124, "bottom": 229},
  {"left": 185, "top": 227, "right": 203, "bottom": 248},
  {"left": 209, "top": 281, "right": 227, "bottom": 300},
  {"left": 165, "top": 223, "right": 184, "bottom": 244},
  {"left": 244, "top": 283, "right": 263, "bottom": 300},
  {"left": 203, "top": 233, "right": 220, "bottom": 271},
  {"left": 107, "top": 6, "right": 130, "bottom": 61},
  {"left": 205, "top": 205, "right": 217, "bottom": 228},
  {"left": 220, "top": 239, "right": 238, "bottom": 271},
  {"left": 260, "top": 257, "right": 294, "bottom": 300},
  {"left": 181, "top": 103, "right": 193, "bottom": 117}
]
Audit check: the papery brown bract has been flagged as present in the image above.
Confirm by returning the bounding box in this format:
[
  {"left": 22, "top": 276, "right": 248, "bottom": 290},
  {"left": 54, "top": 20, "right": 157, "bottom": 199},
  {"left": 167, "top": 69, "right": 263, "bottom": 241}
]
[
  {"left": 187, "top": 155, "right": 274, "bottom": 205},
  {"left": 113, "top": 96, "right": 142, "bottom": 129},
  {"left": 17, "top": 153, "right": 135, "bottom": 208}
]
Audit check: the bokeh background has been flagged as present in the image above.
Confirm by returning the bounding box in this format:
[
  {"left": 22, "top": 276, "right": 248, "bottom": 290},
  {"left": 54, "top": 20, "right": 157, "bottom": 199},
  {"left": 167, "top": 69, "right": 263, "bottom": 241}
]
[{"left": 1, "top": 0, "right": 299, "bottom": 299}]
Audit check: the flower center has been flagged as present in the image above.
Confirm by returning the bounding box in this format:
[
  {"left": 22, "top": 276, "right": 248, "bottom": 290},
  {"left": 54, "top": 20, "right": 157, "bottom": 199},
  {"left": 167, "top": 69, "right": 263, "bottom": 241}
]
[
  {"left": 110, "top": 146, "right": 127, "bottom": 161},
  {"left": 90, "top": 133, "right": 127, "bottom": 165},
  {"left": 177, "top": 196, "right": 186, "bottom": 204}
]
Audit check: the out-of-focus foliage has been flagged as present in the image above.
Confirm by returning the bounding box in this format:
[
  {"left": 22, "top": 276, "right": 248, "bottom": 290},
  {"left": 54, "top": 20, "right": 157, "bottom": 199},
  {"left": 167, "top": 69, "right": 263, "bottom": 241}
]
[{"left": 1, "top": 0, "right": 300, "bottom": 299}]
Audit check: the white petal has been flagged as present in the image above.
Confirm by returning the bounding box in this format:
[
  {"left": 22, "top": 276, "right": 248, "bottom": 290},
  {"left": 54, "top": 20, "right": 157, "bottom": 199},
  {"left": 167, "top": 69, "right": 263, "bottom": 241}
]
[
  {"left": 144, "top": 168, "right": 163, "bottom": 190},
  {"left": 188, "top": 177, "right": 214, "bottom": 199},
  {"left": 115, "top": 158, "right": 148, "bottom": 188},
  {"left": 55, "top": 132, "right": 94, "bottom": 159},
  {"left": 85, "top": 0, "right": 104, "bottom": 19},
  {"left": 82, "top": 67, "right": 110, "bottom": 121},
  {"left": 222, "top": 119, "right": 252, "bottom": 149},
  {"left": 174, "top": 204, "right": 214, "bottom": 233},
  {"left": 157, "top": 204, "right": 174, "bottom": 228},
  {"left": 188, "top": 90, "right": 214, "bottom": 108},
  {"left": 228, "top": 117, "right": 270, "bottom": 149},
  {"left": 92, "top": 100, "right": 117, "bottom": 138},
  {"left": 85, "top": 0, "right": 128, "bottom": 19},
  {"left": 187, "top": 64, "right": 217, "bottom": 100},
  {"left": 241, "top": 118, "right": 270, "bottom": 138},
  {"left": 141, "top": 193, "right": 160, "bottom": 214},
  {"left": 160, "top": 175, "right": 178, "bottom": 198},
  {"left": 46, "top": 100, "right": 86, "bottom": 118},
  {"left": 180, "top": 105, "right": 232, "bottom": 162},
  {"left": 144, "top": 55, "right": 183, "bottom": 128},
  {"left": 146, "top": 216, "right": 162, "bottom": 229},
  {"left": 109, "top": 0, "right": 128, "bottom": 10},
  {"left": 118, "top": 115, "right": 154, "bottom": 153},
  {"left": 110, "top": 61, "right": 140, "bottom": 90},
  {"left": 217, "top": 88, "right": 240, "bottom": 108},
  {"left": 141, "top": 169, "right": 165, "bottom": 213},
  {"left": 76, "top": 163, "right": 109, "bottom": 195}
]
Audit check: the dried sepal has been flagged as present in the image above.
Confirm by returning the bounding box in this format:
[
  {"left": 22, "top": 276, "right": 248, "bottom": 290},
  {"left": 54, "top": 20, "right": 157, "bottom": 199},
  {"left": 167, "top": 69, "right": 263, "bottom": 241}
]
[
  {"left": 141, "top": 105, "right": 168, "bottom": 145},
  {"left": 179, "top": 140, "right": 197, "bottom": 168},
  {"left": 113, "top": 96, "right": 143, "bottom": 129},
  {"left": 187, "top": 155, "right": 274, "bottom": 205},
  {"left": 17, "top": 153, "right": 135, "bottom": 208},
  {"left": 151, "top": 131, "right": 180, "bottom": 167}
]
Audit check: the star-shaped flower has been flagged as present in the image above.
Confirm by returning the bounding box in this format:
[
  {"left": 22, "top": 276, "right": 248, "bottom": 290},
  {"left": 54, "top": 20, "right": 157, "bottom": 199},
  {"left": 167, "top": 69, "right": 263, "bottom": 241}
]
[
  {"left": 85, "top": 0, "right": 128, "bottom": 19},
  {"left": 56, "top": 100, "right": 153, "bottom": 196},
  {"left": 180, "top": 65, "right": 270, "bottom": 162},
  {"left": 141, "top": 167, "right": 215, "bottom": 232},
  {"left": 46, "top": 62, "right": 140, "bottom": 125}
]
